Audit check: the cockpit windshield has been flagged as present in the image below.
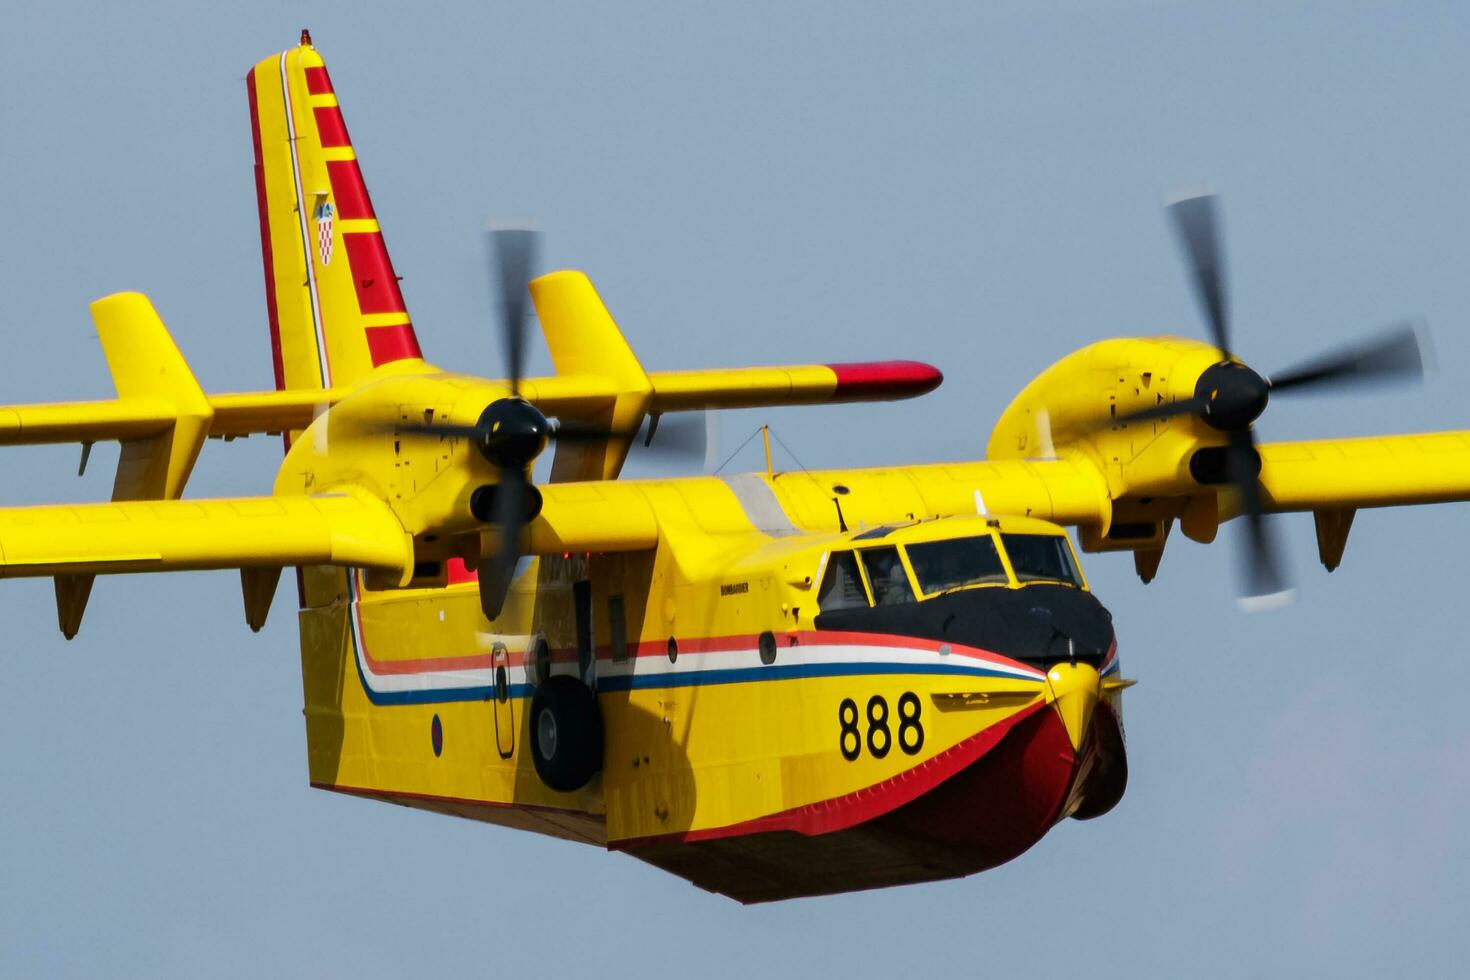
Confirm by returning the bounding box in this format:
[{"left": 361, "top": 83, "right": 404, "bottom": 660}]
[
  {"left": 1002, "top": 533, "right": 1083, "bottom": 586},
  {"left": 902, "top": 532, "right": 1083, "bottom": 595},
  {"left": 906, "top": 536, "right": 1008, "bottom": 595}
]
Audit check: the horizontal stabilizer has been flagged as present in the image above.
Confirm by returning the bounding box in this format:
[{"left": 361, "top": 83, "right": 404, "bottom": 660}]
[
  {"left": 0, "top": 386, "right": 350, "bottom": 445},
  {"left": 91, "top": 292, "right": 212, "bottom": 501}
]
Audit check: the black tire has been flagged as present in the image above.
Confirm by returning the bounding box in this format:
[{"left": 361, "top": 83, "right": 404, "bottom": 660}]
[
  {"left": 528, "top": 675, "right": 603, "bottom": 792},
  {"left": 528, "top": 635, "right": 551, "bottom": 687}
]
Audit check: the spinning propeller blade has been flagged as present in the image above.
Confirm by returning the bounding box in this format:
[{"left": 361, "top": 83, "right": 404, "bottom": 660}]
[
  {"left": 1224, "top": 430, "right": 1291, "bottom": 609},
  {"left": 403, "top": 226, "right": 704, "bottom": 619},
  {"left": 480, "top": 467, "right": 529, "bottom": 621},
  {"left": 1112, "top": 395, "right": 1207, "bottom": 426},
  {"left": 1166, "top": 192, "right": 1232, "bottom": 358},
  {"left": 1151, "top": 193, "right": 1427, "bottom": 607},
  {"left": 488, "top": 226, "right": 540, "bottom": 396},
  {"left": 1267, "top": 321, "right": 1426, "bottom": 393}
]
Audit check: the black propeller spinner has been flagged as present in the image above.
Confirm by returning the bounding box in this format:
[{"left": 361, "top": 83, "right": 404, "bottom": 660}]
[{"left": 1115, "top": 193, "right": 1426, "bottom": 607}]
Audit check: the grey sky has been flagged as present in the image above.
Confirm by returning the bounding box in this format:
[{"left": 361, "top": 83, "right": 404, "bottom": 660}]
[{"left": 2, "top": 1, "right": 1467, "bottom": 975}]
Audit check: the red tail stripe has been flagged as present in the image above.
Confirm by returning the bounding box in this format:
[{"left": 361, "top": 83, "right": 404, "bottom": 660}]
[
  {"left": 365, "top": 324, "right": 423, "bottom": 366},
  {"left": 326, "top": 160, "right": 375, "bottom": 219},
  {"left": 304, "top": 66, "right": 334, "bottom": 95},
  {"left": 313, "top": 106, "right": 350, "bottom": 148},
  {"left": 342, "top": 232, "right": 408, "bottom": 315},
  {"left": 827, "top": 360, "right": 943, "bottom": 399}
]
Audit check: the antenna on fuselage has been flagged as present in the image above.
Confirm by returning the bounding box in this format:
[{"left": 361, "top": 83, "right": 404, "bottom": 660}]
[{"left": 832, "top": 483, "right": 850, "bottom": 533}]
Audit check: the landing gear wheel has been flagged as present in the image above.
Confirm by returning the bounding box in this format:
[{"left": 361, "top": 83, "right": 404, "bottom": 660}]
[{"left": 529, "top": 675, "right": 603, "bottom": 792}]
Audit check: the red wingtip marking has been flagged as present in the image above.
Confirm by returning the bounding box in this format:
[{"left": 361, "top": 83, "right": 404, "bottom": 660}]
[{"left": 826, "top": 360, "right": 943, "bottom": 399}]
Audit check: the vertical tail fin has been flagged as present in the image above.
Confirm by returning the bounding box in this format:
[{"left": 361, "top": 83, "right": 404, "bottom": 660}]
[
  {"left": 530, "top": 271, "right": 653, "bottom": 481},
  {"left": 92, "top": 292, "right": 212, "bottom": 501},
  {"left": 247, "top": 32, "right": 424, "bottom": 392}
]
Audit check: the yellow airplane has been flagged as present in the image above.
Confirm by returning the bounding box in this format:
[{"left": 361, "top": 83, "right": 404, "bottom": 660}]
[{"left": 4, "top": 32, "right": 1468, "bottom": 903}]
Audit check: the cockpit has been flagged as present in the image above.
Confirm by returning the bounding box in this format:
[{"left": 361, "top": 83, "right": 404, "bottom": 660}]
[
  {"left": 816, "top": 521, "right": 1086, "bottom": 614},
  {"left": 810, "top": 517, "right": 1111, "bottom": 668}
]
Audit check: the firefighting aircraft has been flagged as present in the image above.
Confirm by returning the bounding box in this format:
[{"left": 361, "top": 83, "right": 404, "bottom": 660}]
[{"left": 3, "top": 33, "right": 1467, "bottom": 904}]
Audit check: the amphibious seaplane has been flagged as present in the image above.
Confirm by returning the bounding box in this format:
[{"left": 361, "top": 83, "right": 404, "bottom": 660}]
[{"left": 4, "top": 33, "right": 1467, "bottom": 903}]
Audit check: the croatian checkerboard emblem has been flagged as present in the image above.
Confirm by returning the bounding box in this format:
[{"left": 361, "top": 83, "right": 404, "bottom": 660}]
[{"left": 314, "top": 200, "right": 334, "bottom": 266}]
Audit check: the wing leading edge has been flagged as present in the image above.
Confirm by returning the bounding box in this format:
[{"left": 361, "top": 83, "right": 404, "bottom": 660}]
[
  {"left": 0, "top": 490, "right": 411, "bottom": 636},
  {"left": 1258, "top": 432, "right": 1470, "bottom": 512}
]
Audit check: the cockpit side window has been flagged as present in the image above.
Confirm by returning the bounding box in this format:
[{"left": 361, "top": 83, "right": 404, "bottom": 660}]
[
  {"left": 818, "top": 551, "right": 870, "bottom": 612},
  {"left": 906, "top": 535, "right": 1009, "bottom": 595},
  {"left": 859, "top": 546, "right": 915, "bottom": 606},
  {"left": 1002, "top": 533, "right": 1083, "bottom": 586}
]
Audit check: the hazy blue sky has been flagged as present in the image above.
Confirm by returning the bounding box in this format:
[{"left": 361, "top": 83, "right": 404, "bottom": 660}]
[{"left": 3, "top": 1, "right": 1468, "bottom": 976}]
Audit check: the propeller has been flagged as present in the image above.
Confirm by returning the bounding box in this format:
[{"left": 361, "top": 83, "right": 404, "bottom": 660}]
[
  {"left": 476, "top": 226, "right": 541, "bottom": 620},
  {"left": 490, "top": 227, "right": 538, "bottom": 398},
  {"left": 1113, "top": 192, "right": 1426, "bottom": 607},
  {"left": 396, "top": 227, "right": 701, "bottom": 620}
]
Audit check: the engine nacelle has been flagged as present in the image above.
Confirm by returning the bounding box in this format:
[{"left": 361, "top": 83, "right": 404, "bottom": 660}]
[{"left": 987, "top": 336, "right": 1241, "bottom": 554}]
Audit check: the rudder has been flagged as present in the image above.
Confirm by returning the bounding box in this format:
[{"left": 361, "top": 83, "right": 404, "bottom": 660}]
[{"left": 247, "top": 32, "right": 423, "bottom": 392}]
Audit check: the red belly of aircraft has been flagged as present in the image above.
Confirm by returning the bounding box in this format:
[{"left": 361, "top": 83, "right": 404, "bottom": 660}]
[{"left": 626, "top": 698, "right": 1123, "bottom": 903}]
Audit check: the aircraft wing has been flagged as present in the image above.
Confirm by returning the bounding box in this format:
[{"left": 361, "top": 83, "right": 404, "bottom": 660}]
[
  {"left": 4, "top": 290, "right": 942, "bottom": 493},
  {"left": 0, "top": 490, "right": 410, "bottom": 579},
  {"left": 1259, "top": 431, "right": 1470, "bottom": 511},
  {"left": 523, "top": 456, "right": 1113, "bottom": 557},
  {"left": 0, "top": 489, "right": 412, "bottom": 637},
  {"left": 645, "top": 362, "right": 943, "bottom": 412}
]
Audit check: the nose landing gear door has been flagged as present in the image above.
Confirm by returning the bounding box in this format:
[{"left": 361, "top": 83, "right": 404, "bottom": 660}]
[{"left": 491, "top": 642, "right": 515, "bottom": 759}]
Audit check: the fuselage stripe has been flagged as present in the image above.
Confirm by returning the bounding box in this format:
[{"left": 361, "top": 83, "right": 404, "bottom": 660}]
[{"left": 342, "top": 576, "right": 1047, "bottom": 706}]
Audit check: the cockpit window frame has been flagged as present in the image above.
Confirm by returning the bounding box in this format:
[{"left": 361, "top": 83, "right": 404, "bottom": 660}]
[
  {"left": 898, "top": 529, "right": 1088, "bottom": 599},
  {"left": 903, "top": 531, "right": 1012, "bottom": 599},
  {"left": 997, "top": 532, "right": 1087, "bottom": 590},
  {"left": 856, "top": 544, "right": 918, "bottom": 607},
  {"left": 816, "top": 527, "right": 1087, "bottom": 609},
  {"left": 816, "top": 548, "right": 875, "bottom": 612}
]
